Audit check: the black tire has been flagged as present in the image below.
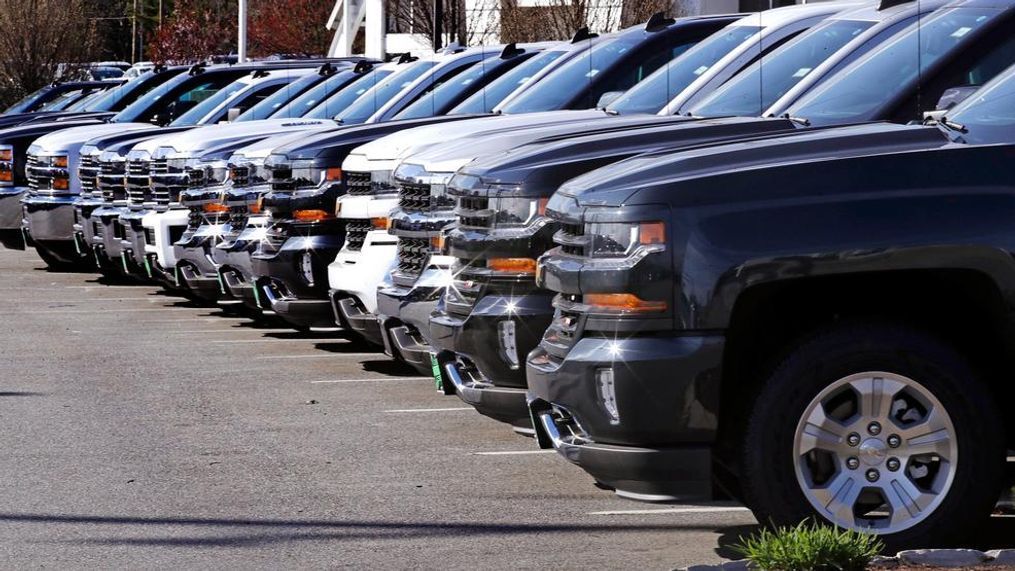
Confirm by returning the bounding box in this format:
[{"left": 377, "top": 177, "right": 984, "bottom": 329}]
[{"left": 740, "top": 321, "right": 1005, "bottom": 549}]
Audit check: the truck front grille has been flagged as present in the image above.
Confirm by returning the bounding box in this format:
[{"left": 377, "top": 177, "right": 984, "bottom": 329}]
[
  {"left": 98, "top": 160, "right": 128, "bottom": 204},
  {"left": 343, "top": 218, "right": 371, "bottom": 252},
  {"left": 395, "top": 237, "right": 430, "bottom": 278},
  {"left": 78, "top": 156, "right": 98, "bottom": 195},
  {"left": 345, "top": 171, "right": 371, "bottom": 196},
  {"left": 456, "top": 195, "right": 491, "bottom": 229},
  {"left": 398, "top": 182, "right": 430, "bottom": 212},
  {"left": 555, "top": 222, "right": 585, "bottom": 256},
  {"left": 126, "top": 159, "right": 150, "bottom": 206}
]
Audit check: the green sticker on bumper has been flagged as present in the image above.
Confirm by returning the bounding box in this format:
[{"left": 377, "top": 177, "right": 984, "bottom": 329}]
[
  {"left": 217, "top": 272, "right": 227, "bottom": 295},
  {"left": 121, "top": 252, "right": 129, "bottom": 272},
  {"left": 430, "top": 353, "right": 443, "bottom": 391},
  {"left": 143, "top": 257, "right": 153, "bottom": 279},
  {"left": 252, "top": 284, "right": 262, "bottom": 308}
]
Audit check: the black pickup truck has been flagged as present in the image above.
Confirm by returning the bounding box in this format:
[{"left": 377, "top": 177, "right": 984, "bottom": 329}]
[
  {"left": 431, "top": 0, "right": 1015, "bottom": 431},
  {"left": 527, "top": 65, "right": 1015, "bottom": 548}
]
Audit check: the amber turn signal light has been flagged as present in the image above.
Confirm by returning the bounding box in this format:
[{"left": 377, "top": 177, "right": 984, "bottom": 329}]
[
  {"left": 52, "top": 177, "right": 69, "bottom": 191},
  {"left": 488, "top": 257, "right": 537, "bottom": 274},
  {"left": 326, "top": 167, "right": 342, "bottom": 182},
  {"left": 585, "top": 293, "right": 666, "bottom": 313},
  {"left": 294, "top": 209, "right": 330, "bottom": 222},
  {"left": 203, "top": 202, "right": 228, "bottom": 214},
  {"left": 639, "top": 222, "right": 665, "bottom": 244},
  {"left": 430, "top": 234, "right": 446, "bottom": 251},
  {"left": 0, "top": 149, "right": 12, "bottom": 162},
  {"left": 370, "top": 217, "right": 390, "bottom": 230},
  {"left": 0, "top": 170, "right": 12, "bottom": 183}
]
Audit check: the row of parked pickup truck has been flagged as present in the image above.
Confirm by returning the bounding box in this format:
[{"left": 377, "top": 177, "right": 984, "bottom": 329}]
[{"left": 1, "top": 0, "right": 1014, "bottom": 548}]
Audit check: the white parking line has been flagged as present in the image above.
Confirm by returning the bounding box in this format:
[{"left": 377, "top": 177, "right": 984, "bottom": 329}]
[
  {"left": 473, "top": 450, "right": 556, "bottom": 456},
  {"left": 64, "top": 285, "right": 151, "bottom": 289},
  {"left": 0, "top": 298, "right": 161, "bottom": 303},
  {"left": 587, "top": 506, "right": 750, "bottom": 516},
  {"left": 384, "top": 407, "right": 473, "bottom": 413},
  {"left": 257, "top": 353, "right": 381, "bottom": 359},
  {"left": 208, "top": 338, "right": 340, "bottom": 344},
  {"left": 310, "top": 377, "right": 423, "bottom": 384},
  {"left": 32, "top": 307, "right": 208, "bottom": 314}
]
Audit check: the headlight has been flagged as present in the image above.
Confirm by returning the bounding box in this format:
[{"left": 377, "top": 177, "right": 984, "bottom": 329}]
[
  {"left": 587, "top": 221, "right": 665, "bottom": 258},
  {"left": 203, "top": 160, "right": 230, "bottom": 186},
  {"left": 490, "top": 196, "right": 548, "bottom": 228},
  {"left": 291, "top": 159, "right": 341, "bottom": 187},
  {"left": 370, "top": 170, "right": 395, "bottom": 193},
  {"left": 167, "top": 157, "right": 192, "bottom": 172}
]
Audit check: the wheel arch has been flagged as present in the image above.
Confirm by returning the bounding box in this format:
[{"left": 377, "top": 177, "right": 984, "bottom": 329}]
[{"left": 714, "top": 264, "right": 1015, "bottom": 482}]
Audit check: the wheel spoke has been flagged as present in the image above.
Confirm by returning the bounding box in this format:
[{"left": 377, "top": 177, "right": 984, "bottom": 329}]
[
  {"left": 899, "top": 409, "right": 954, "bottom": 460},
  {"left": 799, "top": 407, "right": 846, "bottom": 453},
  {"left": 886, "top": 476, "right": 933, "bottom": 527},
  {"left": 852, "top": 376, "right": 900, "bottom": 421},
  {"left": 810, "top": 473, "right": 861, "bottom": 527}
]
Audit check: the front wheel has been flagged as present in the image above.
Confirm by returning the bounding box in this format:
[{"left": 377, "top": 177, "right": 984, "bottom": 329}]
[{"left": 740, "top": 322, "right": 1005, "bottom": 549}]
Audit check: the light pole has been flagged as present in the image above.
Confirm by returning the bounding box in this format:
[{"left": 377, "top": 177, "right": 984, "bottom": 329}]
[{"left": 238, "top": 0, "right": 248, "bottom": 63}]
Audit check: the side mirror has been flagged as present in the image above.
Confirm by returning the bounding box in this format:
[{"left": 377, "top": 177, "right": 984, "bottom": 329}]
[
  {"left": 226, "top": 107, "right": 243, "bottom": 122},
  {"left": 596, "top": 91, "right": 624, "bottom": 110},
  {"left": 151, "top": 107, "right": 171, "bottom": 125},
  {"left": 935, "top": 86, "right": 979, "bottom": 111}
]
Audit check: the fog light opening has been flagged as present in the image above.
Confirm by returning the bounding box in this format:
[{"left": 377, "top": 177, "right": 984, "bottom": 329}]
[
  {"left": 596, "top": 368, "right": 620, "bottom": 425},
  {"left": 498, "top": 320, "right": 519, "bottom": 370},
  {"left": 300, "top": 251, "right": 315, "bottom": 287}
]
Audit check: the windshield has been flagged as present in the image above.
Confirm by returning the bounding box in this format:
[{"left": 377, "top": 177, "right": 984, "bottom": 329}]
[
  {"left": 268, "top": 69, "right": 359, "bottom": 119},
  {"left": 947, "top": 67, "right": 1015, "bottom": 144},
  {"left": 396, "top": 55, "right": 516, "bottom": 120},
  {"left": 788, "top": 7, "right": 1004, "bottom": 126},
  {"left": 112, "top": 71, "right": 194, "bottom": 122},
  {"left": 34, "top": 89, "right": 87, "bottom": 112},
  {"left": 64, "top": 89, "right": 106, "bottom": 111},
  {"left": 4, "top": 89, "right": 48, "bottom": 114},
  {"left": 236, "top": 71, "right": 326, "bottom": 121},
  {"left": 171, "top": 77, "right": 251, "bottom": 125},
  {"left": 690, "top": 20, "right": 873, "bottom": 118},
  {"left": 451, "top": 49, "right": 567, "bottom": 114},
  {"left": 303, "top": 68, "right": 395, "bottom": 119},
  {"left": 498, "top": 35, "right": 643, "bottom": 113},
  {"left": 335, "top": 60, "right": 432, "bottom": 124},
  {"left": 608, "top": 25, "right": 763, "bottom": 115}
]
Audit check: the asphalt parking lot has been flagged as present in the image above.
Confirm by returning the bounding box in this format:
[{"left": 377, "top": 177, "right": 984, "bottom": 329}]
[{"left": 0, "top": 247, "right": 759, "bottom": 569}]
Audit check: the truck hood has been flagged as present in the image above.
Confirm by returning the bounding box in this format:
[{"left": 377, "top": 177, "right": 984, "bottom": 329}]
[
  {"left": 272, "top": 115, "right": 489, "bottom": 162},
  {"left": 231, "top": 129, "right": 322, "bottom": 162},
  {"left": 460, "top": 117, "right": 798, "bottom": 192},
  {"left": 559, "top": 122, "right": 954, "bottom": 207},
  {"left": 32, "top": 122, "right": 156, "bottom": 154},
  {"left": 147, "top": 118, "right": 336, "bottom": 157},
  {"left": 355, "top": 109, "right": 606, "bottom": 164},
  {"left": 86, "top": 126, "right": 192, "bottom": 156},
  {"left": 403, "top": 113, "right": 694, "bottom": 175},
  {"left": 0, "top": 117, "right": 111, "bottom": 144}
]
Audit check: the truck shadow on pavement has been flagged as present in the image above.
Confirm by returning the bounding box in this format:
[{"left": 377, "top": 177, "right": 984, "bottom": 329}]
[
  {"left": 713, "top": 516, "right": 1015, "bottom": 559},
  {"left": 0, "top": 512, "right": 732, "bottom": 548}
]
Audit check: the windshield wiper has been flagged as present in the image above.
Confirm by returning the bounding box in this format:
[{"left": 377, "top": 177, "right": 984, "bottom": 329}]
[{"left": 782, "top": 113, "right": 810, "bottom": 127}]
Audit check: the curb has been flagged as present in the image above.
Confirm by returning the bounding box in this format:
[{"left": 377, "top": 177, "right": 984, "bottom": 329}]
[{"left": 680, "top": 549, "right": 1015, "bottom": 571}]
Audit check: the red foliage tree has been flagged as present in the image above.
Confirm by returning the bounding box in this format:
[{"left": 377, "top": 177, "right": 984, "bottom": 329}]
[
  {"left": 248, "top": 0, "right": 334, "bottom": 57},
  {"left": 148, "top": 0, "right": 237, "bottom": 64}
]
